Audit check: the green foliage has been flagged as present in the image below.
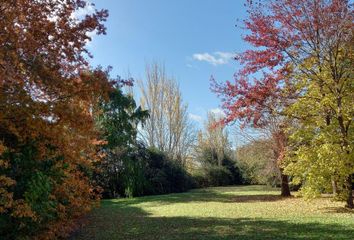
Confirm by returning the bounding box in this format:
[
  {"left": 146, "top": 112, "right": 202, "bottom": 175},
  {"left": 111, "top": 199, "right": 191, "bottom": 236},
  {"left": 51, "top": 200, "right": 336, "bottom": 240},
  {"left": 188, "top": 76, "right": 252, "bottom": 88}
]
[
  {"left": 95, "top": 84, "right": 196, "bottom": 198},
  {"left": 94, "top": 84, "right": 149, "bottom": 198},
  {"left": 142, "top": 148, "right": 195, "bottom": 195},
  {"left": 123, "top": 146, "right": 148, "bottom": 198},
  {"left": 191, "top": 113, "right": 244, "bottom": 188},
  {"left": 24, "top": 172, "right": 56, "bottom": 222},
  {"left": 96, "top": 84, "right": 149, "bottom": 148},
  {"left": 193, "top": 166, "right": 232, "bottom": 187},
  {"left": 102, "top": 145, "right": 195, "bottom": 198},
  {"left": 0, "top": 142, "right": 66, "bottom": 239},
  {"left": 192, "top": 147, "right": 244, "bottom": 188}
]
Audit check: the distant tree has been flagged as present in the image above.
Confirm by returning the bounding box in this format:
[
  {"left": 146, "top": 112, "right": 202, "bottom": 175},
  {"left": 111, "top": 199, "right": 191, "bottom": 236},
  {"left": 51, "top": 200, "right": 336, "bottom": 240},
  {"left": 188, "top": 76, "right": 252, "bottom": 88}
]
[
  {"left": 211, "top": 72, "right": 292, "bottom": 196},
  {"left": 138, "top": 63, "right": 196, "bottom": 165},
  {"left": 194, "top": 113, "right": 231, "bottom": 167},
  {"left": 192, "top": 113, "right": 243, "bottom": 186},
  {"left": 236, "top": 138, "right": 280, "bottom": 186}
]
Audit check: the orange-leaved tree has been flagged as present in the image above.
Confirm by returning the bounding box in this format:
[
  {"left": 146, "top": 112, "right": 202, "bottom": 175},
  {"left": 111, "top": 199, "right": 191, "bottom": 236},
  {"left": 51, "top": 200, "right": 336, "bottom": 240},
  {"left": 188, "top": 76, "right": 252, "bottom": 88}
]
[{"left": 0, "top": 0, "right": 111, "bottom": 239}]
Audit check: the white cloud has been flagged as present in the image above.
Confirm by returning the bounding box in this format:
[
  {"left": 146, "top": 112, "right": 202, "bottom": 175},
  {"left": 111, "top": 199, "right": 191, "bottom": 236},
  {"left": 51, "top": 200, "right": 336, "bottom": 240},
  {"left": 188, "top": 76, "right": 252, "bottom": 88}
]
[
  {"left": 192, "top": 51, "right": 235, "bottom": 66},
  {"left": 209, "top": 108, "right": 226, "bottom": 118},
  {"left": 215, "top": 51, "right": 235, "bottom": 59},
  {"left": 189, "top": 113, "right": 203, "bottom": 124}
]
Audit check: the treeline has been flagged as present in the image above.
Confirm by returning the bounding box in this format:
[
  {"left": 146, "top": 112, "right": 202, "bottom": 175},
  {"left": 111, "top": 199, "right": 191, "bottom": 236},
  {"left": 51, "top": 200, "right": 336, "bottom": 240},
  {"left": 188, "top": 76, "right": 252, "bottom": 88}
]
[
  {"left": 93, "top": 82, "right": 195, "bottom": 198},
  {"left": 95, "top": 63, "right": 244, "bottom": 200}
]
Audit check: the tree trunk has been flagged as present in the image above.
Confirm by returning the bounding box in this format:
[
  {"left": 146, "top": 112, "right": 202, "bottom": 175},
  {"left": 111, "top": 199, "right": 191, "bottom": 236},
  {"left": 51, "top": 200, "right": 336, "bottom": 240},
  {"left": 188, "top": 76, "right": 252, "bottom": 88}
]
[
  {"left": 331, "top": 179, "right": 338, "bottom": 196},
  {"left": 280, "top": 170, "right": 291, "bottom": 197},
  {"left": 345, "top": 174, "right": 353, "bottom": 209}
]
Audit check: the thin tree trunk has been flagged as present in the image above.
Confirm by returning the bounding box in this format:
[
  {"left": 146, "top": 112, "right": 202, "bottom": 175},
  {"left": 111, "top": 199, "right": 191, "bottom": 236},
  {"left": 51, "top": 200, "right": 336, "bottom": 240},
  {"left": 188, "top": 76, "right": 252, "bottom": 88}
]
[
  {"left": 345, "top": 174, "right": 353, "bottom": 209},
  {"left": 331, "top": 179, "right": 338, "bottom": 196}
]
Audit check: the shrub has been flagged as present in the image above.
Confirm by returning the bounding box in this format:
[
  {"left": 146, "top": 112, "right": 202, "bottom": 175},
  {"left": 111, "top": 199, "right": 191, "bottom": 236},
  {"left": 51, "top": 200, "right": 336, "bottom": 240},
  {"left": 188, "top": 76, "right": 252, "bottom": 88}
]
[
  {"left": 192, "top": 166, "right": 234, "bottom": 188},
  {"left": 144, "top": 148, "right": 195, "bottom": 195},
  {"left": 192, "top": 146, "right": 244, "bottom": 188},
  {"left": 97, "top": 146, "right": 195, "bottom": 198},
  {"left": 0, "top": 142, "right": 98, "bottom": 240}
]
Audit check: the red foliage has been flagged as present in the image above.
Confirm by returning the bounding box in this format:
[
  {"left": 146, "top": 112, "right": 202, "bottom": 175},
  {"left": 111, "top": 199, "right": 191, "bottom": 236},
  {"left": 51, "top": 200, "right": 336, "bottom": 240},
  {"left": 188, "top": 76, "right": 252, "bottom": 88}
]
[{"left": 211, "top": 0, "right": 352, "bottom": 128}]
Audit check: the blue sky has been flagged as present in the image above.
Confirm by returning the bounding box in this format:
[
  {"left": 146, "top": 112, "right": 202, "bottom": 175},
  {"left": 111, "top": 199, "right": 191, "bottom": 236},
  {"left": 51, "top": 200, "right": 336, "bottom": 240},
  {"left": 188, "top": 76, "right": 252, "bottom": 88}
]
[{"left": 87, "top": 0, "right": 249, "bottom": 126}]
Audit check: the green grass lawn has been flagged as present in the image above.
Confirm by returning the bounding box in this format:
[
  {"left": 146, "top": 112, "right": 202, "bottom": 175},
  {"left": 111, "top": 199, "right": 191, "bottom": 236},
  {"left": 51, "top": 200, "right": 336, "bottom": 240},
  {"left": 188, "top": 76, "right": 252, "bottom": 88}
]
[{"left": 71, "top": 185, "right": 354, "bottom": 240}]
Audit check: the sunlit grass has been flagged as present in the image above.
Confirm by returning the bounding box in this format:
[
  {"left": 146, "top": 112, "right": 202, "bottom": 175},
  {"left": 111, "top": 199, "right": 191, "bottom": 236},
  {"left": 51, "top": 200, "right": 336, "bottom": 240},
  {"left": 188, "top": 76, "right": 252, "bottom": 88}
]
[{"left": 72, "top": 185, "right": 354, "bottom": 240}]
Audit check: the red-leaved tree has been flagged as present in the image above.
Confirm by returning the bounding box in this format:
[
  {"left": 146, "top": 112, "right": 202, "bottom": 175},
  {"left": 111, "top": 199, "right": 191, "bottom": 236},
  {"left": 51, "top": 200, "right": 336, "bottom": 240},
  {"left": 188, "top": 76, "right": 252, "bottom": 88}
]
[{"left": 212, "top": 0, "right": 353, "bottom": 199}]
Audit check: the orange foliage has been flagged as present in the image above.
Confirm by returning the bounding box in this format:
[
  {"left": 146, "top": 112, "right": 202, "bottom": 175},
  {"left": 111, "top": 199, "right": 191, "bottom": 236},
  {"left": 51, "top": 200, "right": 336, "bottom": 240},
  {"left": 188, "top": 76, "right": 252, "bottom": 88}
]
[{"left": 0, "top": 0, "right": 111, "bottom": 239}]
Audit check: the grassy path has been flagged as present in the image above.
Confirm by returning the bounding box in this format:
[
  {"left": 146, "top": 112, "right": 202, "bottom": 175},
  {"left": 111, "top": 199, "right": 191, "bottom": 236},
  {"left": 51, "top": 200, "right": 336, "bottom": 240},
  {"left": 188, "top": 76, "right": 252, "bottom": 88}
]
[{"left": 72, "top": 185, "right": 354, "bottom": 240}]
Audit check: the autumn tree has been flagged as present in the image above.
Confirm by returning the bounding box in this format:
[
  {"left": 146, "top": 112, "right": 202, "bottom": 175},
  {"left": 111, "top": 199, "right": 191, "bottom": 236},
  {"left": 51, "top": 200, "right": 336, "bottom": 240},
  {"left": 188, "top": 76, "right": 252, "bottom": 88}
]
[
  {"left": 0, "top": 0, "right": 111, "bottom": 238},
  {"left": 138, "top": 63, "right": 196, "bottom": 166},
  {"left": 212, "top": 0, "right": 353, "bottom": 206},
  {"left": 211, "top": 63, "right": 292, "bottom": 196},
  {"left": 284, "top": 49, "right": 353, "bottom": 205},
  {"left": 236, "top": 138, "right": 280, "bottom": 186},
  {"left": 234, "top": 121, "right": 286, "bottom": 187}
]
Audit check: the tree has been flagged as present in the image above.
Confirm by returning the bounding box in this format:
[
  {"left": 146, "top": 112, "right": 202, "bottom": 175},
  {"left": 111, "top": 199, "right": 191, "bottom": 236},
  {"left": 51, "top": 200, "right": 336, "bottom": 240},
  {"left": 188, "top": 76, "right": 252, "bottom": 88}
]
[
  {"left": 0, "top": 0, "right": 110, "bottom": 238},
  {"left": 211, "top": 65, "right": 292, "bottom": 196},
  {"left": 284, "top": 53, "right": 353, "bottom": 205},
  {"left": 192, "top": 113, "right": 243, "bottom": 187},
  {"left": 94, "top": 79, "right": 149, "bottom": 198},
  {"left": 194, "top": 113, "right": 231, "bottom": 167},
  {"left": 236, "top": 138, "right": 280, "bottom": 186},
  {"left": 212, "top": 0, "right": 353, "bottom": 205},
  {"left": 138, "top": 63, "right": 196, "bottom": 165}
]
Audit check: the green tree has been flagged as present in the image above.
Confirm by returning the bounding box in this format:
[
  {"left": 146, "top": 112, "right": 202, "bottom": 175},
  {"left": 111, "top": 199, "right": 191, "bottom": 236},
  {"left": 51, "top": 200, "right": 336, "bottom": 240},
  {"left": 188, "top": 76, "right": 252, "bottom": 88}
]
[
  {"left": 95, "top": 80, "right": 149, "bottom": 198},
  {"left": 192, "top": 113, "right": 243, "bottom": 187}
]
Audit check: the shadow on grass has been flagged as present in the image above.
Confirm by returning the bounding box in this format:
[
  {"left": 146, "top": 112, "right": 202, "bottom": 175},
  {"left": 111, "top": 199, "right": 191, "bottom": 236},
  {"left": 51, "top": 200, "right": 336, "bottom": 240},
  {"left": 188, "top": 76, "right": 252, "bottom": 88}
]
[
  {"left": 231, "top": 194, "right": 290, "bottom": 202},
  {"left": 207, "top": 185, "right": 279, "bottom": 192},
  {"left": 71, "top": 202, "right": 354, "bottom": 240},
  {"left": 107, "top": 186, "right": 286, "bottom": 207},
  {"left": 320, "top": 207, "right": 354, "bottom": 214}
]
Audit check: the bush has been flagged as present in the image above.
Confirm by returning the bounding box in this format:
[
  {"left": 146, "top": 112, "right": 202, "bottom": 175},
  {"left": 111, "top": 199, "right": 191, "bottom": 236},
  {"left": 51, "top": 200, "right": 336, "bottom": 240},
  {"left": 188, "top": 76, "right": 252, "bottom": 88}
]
[
  {"left": 206, "top": 166, "right": 232, "bottom": 186},
  {"left": 97, "top": 145, "right": 195, "bottom": 198},
  {"left": 192, "top": 165, "right": 238, "bottom": 188},
  {"left": 144, "top": 148, "right": 195, "bottom": 195},
  {"left": 0, "top": 142, "right": 98, "bottom": 240},
  {"left": 192, "top": 147, "right": 244, "bottom": 188}
]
